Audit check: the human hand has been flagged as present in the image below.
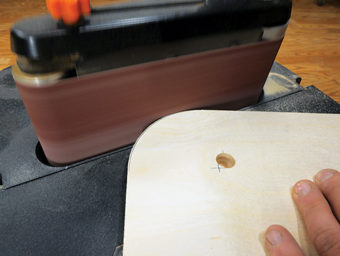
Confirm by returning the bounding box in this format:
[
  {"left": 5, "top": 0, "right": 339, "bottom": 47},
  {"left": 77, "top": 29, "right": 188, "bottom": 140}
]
[{"left": 265, "top": 169, "right": 340, "bottom": 256}]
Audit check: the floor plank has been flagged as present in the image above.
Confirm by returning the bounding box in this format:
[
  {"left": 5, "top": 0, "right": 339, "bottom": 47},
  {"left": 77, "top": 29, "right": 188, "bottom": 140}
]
[{"left": 276, "top": 0, "right": 340, "bottom": 103}]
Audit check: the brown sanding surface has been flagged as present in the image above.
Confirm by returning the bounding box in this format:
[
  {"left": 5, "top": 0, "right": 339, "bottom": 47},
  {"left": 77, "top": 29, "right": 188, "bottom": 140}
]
[{"left": 16, "top": 40, "right": 282, "bottom": 164}]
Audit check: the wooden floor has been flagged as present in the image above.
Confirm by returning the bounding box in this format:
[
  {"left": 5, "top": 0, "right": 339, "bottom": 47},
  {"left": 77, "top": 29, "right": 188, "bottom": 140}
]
[
  {"left": 1, "top": 0, "right": 340, "bottom": 103},
  {"left": 276, "top": 0, "right": 340, "bottom": 103}
]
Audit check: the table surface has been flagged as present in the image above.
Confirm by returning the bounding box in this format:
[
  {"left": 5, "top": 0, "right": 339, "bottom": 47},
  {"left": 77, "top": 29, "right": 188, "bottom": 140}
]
[
  {"left": 1, "top": 0, "right": 339, "bottom": 103},
  {"left": 1, "top": 59, "right": 340, "bottom": 256}
]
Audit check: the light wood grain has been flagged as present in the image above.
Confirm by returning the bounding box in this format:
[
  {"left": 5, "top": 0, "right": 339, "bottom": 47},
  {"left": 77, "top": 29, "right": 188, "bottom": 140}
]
[
  {"left": 124, "top": 110, "right": 340, "bottom": 256},
  {"left": 1, "top": 0, "right": 340, "bottom": 102}
]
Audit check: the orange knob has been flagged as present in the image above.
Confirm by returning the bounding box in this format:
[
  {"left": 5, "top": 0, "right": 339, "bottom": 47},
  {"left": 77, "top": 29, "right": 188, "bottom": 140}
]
[{"left": 46, "top": 0, "right": 91, "bottom": 25}]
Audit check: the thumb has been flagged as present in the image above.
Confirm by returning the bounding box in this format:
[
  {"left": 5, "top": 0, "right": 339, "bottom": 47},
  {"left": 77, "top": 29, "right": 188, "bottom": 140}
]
[{"left": 265, "top": 225, "right": 305, "bottom": 256}]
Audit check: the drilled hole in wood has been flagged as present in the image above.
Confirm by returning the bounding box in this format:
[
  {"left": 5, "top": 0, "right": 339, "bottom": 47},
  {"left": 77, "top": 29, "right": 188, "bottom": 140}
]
[{"left": 216, "top": 153, "right": 235, "bottom": 168}]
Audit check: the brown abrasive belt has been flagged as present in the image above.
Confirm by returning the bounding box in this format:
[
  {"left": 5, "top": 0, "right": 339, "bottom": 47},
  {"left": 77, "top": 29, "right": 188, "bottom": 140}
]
[{"left": 15, "top": 39, "right": 282, "bottom": 165}]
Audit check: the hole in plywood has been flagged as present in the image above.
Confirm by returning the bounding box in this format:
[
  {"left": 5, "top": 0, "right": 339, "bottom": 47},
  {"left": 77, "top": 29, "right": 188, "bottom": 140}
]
[{"left": 216, "top": 153, "right": 235, "bottom": 168}]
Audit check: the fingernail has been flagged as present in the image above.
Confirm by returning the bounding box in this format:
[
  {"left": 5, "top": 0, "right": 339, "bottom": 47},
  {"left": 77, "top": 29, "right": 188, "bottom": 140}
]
[
  {"left": 315, "top": 170, "right": 334, "bottom": 183},
  {"left": 266, "top": 230, "right": 282, "bottom": 246},
  {"left": 294, "top": 181, "right": 311, "bottom": 197}
]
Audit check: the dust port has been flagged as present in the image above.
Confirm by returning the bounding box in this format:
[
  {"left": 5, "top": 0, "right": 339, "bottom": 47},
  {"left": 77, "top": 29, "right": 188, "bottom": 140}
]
[
  {"left": 0, "top": 173, "right": 3, "bottom": 189},
  {"left": 216, "top": 153, "right": 235, "bottom": 168},
  {"left": 35, "top": 142, "right": 51, "bottom": 166}
]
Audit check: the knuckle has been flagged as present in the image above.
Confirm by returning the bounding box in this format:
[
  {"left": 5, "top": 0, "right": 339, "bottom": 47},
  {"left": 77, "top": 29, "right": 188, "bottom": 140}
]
[
  {"left": 313, "top": 228, "right": 340, "bottom": 256},
  {"left": 302, "top": 201, "right": 324, "bottom": 219}
]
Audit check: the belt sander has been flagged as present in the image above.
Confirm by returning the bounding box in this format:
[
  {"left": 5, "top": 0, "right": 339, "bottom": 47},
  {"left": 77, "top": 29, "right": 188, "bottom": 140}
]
[{"left": 11, "top": 0, "right": 292, "bottom": 165}]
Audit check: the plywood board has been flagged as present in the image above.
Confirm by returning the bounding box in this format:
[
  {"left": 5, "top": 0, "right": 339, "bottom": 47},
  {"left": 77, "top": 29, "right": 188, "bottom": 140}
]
[{"left": 124, "top": 111, "right": 340, "bottom": 256}]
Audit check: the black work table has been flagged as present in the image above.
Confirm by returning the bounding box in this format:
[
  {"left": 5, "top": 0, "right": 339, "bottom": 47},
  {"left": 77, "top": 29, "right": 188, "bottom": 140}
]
[{"left": 0, "top": 63, "right": 340, "bottom": 256}]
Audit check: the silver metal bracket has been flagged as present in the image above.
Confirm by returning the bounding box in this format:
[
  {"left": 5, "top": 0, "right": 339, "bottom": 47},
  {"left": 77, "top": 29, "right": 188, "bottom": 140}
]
[{"left": 262, "top": 22, "right": 289, "bottom": 41}]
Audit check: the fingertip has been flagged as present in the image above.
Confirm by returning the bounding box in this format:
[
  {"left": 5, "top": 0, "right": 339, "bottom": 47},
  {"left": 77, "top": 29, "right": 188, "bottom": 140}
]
[
  {"left": 293, "top": 179, "right": 313, "bottom": 187},
  {"left": 264, "top": 225, "right": 304, "bottom": 256},
  {"left": 317, "top": 168, "right": 338, "bottom": 173},
  {"left": 292, "top": 179, "right": 313, "bottom": 199},
  {"left": 266, "top": 224, "right": 286, "bottom": 232},
  {"left": 314, "top": 168, "right": 338, "bottom": 184},
  {"left": 264, "top": 225, "right": 283, "bottom": 256},
  {"left": 265, "top": 225, "right": 284, "bottom": 246}
]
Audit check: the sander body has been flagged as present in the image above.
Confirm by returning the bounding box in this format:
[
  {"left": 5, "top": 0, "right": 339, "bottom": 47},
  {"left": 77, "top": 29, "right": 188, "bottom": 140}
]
[{"left": 11, "top": 0, "right": 292, "bottom": 165}]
